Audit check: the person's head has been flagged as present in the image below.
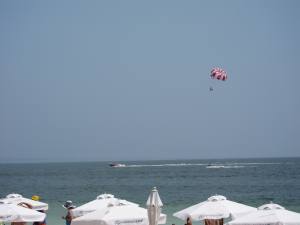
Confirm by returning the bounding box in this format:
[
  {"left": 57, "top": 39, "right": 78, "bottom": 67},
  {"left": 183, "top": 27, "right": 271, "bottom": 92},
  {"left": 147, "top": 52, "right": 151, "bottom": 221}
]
[{"left": 63, "top": 200, "right": 76, "bottom": 209}]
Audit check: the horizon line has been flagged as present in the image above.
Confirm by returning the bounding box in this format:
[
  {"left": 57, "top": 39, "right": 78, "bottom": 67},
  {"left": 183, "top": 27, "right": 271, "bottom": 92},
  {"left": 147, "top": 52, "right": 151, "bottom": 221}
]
[{"left": 0, "top": 156, "right": 299, "bottom": 164}]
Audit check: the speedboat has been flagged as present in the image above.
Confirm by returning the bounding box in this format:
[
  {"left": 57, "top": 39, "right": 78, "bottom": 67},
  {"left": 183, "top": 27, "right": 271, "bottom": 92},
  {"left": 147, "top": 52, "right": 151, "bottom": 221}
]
[{"left": 109, "top": 163, "right": 126, "bottom": 168}]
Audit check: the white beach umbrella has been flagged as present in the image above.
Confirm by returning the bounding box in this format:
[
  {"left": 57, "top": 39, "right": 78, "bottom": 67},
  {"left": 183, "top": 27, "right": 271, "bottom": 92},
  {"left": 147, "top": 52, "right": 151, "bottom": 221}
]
[
  {"left": 227, "top": 203, "right": 300, "bottom": 225},
  {"left": 146, "top": 187, "right": 163, "bottom": 225},
  {"left": 2, "top": 193, "right": 48, "bottom": 211},
  {"left": 71, "top": 205, "right": 167, "bottom": 225},
  {"left": 0, "top": 201, "right": 46, "bottom": 222},
  {"left": 173, "top": 195, "right": 256, "bottom": 221},
  {"left": 71, "top": 194, "right": 139, "bottom": 218}
]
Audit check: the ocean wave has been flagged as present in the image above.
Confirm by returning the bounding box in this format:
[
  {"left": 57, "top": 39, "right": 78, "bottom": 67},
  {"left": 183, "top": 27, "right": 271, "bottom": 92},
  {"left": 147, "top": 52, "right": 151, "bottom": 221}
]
[
  {"left": 206, "top": 165, "right": 245, "bottom": 169},
  {"left": 227, "top": 162, "right": 282, "bottom": 165}
]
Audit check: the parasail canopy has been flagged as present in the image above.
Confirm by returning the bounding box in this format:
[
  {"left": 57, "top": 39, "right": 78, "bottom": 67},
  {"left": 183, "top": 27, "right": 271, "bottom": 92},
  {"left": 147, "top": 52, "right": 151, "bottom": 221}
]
[{"left": 210, "top": 67, "right": 227, "bottom": 81}]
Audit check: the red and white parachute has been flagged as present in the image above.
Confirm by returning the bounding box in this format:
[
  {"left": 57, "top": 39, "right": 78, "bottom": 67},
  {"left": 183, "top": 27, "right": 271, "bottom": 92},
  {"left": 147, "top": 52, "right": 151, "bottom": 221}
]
[{"left": 210, "top": 67, "right": 227, "bottom": 81}]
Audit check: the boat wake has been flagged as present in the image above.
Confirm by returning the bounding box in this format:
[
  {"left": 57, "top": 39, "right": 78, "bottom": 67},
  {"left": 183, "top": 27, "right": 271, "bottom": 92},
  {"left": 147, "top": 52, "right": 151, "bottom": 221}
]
[
  {"left": 126, "top": 163, "right": 207, "bottom": 168},
  {"left": 119, "top": 162, "right": 283, "bottom": 169}
]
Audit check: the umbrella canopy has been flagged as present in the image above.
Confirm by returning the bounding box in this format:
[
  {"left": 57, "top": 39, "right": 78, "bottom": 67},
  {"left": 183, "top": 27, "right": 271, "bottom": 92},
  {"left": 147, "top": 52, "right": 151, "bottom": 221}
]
[
  {"left": 2, "top": 193, "right": 48, "bottom": 211},
  {"left": 71, "top": 205, "right": 167, "bottom": 225},
  {"left": 146, "top": 187, "right": 163, "bottom": 225},
  {"left": 227, "top": 203, "right": 300, "bottom": 225},
  {"left": 71, "top": 194, "right": 139, "bottom": 218},
  {"left": 0, "top": 201, "right": 46, "bottom": 222},
  {"left": 173, "top": 195, "right": 256, "bottom": 220}
]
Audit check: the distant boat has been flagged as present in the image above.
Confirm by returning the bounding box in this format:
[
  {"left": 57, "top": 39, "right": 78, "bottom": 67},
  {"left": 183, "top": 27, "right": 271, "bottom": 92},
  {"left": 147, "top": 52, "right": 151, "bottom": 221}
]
[{"left": 109, "top": 163, "right": 126, "bottom": 168}]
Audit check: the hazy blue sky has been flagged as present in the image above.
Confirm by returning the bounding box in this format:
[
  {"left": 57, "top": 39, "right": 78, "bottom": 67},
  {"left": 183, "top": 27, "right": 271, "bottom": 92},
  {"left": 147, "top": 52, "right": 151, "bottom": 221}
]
[{"left": 1, "top": 1, "right": 299, "bottom": 162}]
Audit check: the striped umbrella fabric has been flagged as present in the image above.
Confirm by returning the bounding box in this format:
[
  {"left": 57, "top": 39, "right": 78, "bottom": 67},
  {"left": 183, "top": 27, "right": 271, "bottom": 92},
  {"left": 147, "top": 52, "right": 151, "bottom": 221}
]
[{"left": 210, "top": 68, "right": 227, "bottom": 81}]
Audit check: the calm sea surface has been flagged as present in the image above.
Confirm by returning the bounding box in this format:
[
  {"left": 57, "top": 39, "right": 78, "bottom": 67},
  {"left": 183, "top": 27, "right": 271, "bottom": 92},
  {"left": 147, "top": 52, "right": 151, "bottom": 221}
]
[{"left": 0, "top": 158, "right": 300, "bottom": 225}]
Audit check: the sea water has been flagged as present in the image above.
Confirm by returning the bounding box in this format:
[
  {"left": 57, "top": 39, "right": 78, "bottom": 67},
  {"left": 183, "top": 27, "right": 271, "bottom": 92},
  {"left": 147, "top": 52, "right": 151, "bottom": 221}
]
[{"left": 0, "top": 158, "right": 300, "bottom": 225}]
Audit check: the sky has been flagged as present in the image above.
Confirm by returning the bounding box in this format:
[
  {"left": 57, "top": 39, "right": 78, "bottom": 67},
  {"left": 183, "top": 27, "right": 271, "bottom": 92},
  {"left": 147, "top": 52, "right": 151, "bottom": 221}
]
[{"left": 0, "top": 0, "right": 299, "bottom": 163}]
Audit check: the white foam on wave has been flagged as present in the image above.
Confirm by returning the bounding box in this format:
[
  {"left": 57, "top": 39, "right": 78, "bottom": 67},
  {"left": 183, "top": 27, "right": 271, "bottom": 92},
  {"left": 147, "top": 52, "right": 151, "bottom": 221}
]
[
  {"left": 228, "top": 162, "right": 282, "bottom": 165},
  {"left": 206, "top": 165, "right": 245, "bottom": 169}
]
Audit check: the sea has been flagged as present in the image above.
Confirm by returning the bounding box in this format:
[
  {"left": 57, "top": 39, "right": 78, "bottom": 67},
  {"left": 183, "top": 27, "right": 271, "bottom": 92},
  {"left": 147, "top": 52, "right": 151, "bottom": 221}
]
[{"left": 0, "top": 157, "right": 300, "bottom": 225}]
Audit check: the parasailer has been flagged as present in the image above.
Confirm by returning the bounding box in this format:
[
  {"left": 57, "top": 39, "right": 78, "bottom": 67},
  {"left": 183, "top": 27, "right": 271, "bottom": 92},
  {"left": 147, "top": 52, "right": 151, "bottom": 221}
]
[{"left": 209, "top": 67, "right": 227, "bottom": 91}]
